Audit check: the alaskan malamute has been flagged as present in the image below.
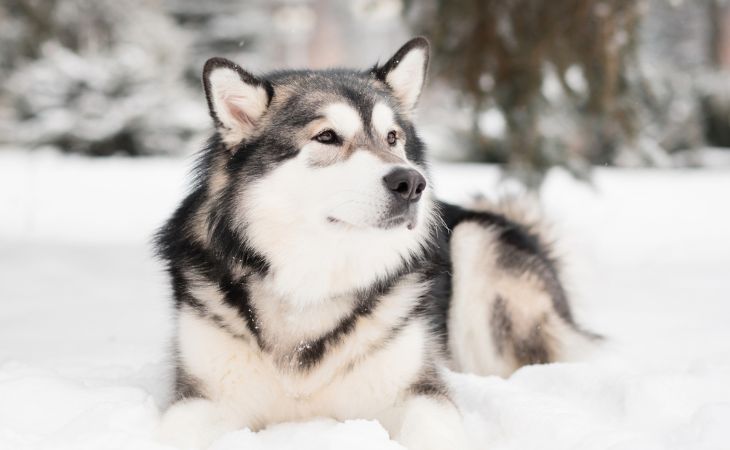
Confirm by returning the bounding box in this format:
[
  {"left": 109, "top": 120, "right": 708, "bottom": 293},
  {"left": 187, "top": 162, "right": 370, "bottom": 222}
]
[{"left": 156, "top": 37, "right": 596, "bottom": 450}]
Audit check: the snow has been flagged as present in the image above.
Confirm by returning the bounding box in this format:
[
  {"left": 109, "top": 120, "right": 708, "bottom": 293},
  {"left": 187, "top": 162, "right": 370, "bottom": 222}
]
[{"left": 1, "top": 149, "right": 730, "bottom": 450}]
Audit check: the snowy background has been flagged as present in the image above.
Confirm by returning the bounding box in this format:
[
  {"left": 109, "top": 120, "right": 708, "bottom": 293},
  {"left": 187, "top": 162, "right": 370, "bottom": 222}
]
[{"left": 2, "top": 0, "right": 730, "bottom": 449}]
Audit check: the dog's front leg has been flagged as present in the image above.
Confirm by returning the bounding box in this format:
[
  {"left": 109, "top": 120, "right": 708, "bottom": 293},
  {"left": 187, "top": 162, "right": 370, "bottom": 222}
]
[
  {"left": 380, "top": 395, "right": 472, "bottom": 450},
  {"left": 157, "top": 398, "right": 242, "bottom": 450}
]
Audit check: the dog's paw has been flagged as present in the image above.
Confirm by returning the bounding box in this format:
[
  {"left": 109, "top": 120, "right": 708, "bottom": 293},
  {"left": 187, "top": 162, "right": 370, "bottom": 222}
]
[
  {"left": 157, "top": 399, "right": 236, "bottom": 450},
  {"left": 393, "top": 396, "right": 473, "bottom": 450}
]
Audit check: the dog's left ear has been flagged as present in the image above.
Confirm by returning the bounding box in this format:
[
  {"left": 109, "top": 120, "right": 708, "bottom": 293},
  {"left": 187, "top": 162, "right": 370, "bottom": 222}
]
[
  {"left": 203, "top": 57, "right": 273, "bottom": 150},
  {"left": 373, "top": 37, "right": 430, "bottom": 114}
]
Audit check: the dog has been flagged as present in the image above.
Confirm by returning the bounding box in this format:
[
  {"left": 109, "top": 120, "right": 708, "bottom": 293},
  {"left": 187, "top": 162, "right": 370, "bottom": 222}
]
[{"left": 155, "top": 37, "right": 596, "bottom": 450}]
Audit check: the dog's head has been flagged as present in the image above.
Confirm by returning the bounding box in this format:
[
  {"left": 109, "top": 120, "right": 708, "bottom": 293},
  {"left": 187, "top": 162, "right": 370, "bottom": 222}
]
[{"left": 202, "top": 38, "right": 436, "bottom": 302}]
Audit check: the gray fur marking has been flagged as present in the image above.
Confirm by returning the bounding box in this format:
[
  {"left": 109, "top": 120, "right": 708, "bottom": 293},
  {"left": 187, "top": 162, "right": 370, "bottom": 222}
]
[
  {"left": 489, "top": 295, "right": 512, "bottom": 356},
  {"left": 513, "top": 319, "right": 552, "bottom": 366},
  {"left": 409, "top": 363, "right": 450, "bottom": 399},
  {"left": 489, "top": 295, "right": 553, "bottom": 366},
  {"left": 174, "top": 364, "right": 204, "bottom": 401}
]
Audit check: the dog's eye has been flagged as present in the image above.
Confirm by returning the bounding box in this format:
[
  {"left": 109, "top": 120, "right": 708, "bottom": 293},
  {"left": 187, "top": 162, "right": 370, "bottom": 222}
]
[
  {"left": 387, "top": 130, "right": 397, "bottom": 146},
  {"left": 314, "top": 129, "right": 340, "bottom": 145}
]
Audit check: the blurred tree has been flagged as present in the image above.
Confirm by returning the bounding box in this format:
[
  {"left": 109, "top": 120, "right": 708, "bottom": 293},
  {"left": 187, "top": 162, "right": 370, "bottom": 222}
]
[
  {"left": 162, "top": 0, "right": 267, "bottom": 81},
  {"left": 703, "top": 0, "right": 730, "bottom": 147},
  {"left": 405, "top": 0, "right": 642, "bottom": 185},
  {"left": 708, "top": 0, "right": 730, "bottom": 69},
  {"left": 0, "top": 0, "right": 208, "bottom": 156}
]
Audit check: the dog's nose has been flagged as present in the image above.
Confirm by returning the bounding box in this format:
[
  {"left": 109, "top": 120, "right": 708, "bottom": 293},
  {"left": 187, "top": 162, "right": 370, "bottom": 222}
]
[{"left": 383, "top": 167, "right": 427, "bottom": 202}]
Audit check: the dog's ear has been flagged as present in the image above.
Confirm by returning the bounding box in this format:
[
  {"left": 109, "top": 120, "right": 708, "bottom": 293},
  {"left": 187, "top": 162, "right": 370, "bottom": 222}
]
[
  {"left": 203, "top": 57, "right": 272, "bottom": 150},
  {"left": 373, "top": 37, "right": 430, "bottom": 114}
]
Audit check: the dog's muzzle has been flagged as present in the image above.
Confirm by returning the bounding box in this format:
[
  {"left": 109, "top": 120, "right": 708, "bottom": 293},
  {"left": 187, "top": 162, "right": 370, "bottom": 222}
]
[{"left": 380, "top": 167, "right": 426, "bottom": 230}]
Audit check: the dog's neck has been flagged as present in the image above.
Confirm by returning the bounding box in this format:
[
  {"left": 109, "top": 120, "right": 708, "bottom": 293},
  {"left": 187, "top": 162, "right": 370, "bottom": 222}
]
[
  {"left": 233, "top": 203, "right": 437, "bottom": 307},
  {"left": 247, "top": 234, "right": 423, "bottom": 307}
]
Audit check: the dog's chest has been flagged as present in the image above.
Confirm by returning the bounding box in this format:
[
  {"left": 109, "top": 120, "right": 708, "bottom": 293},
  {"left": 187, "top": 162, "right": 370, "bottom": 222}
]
[
  {"left": 249, "top": 278, "right": 359, "bottom": 354},
  {"left": 247, "top": 274, "right": 425, "bottom": 376},
  {"left": 177, "top": 273, "right": 429, "bottom": 424}
]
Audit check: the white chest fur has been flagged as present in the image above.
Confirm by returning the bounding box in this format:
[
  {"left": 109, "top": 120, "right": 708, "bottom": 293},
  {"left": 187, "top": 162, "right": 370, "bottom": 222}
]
[{"left": 176, "top": 274, "right": 431, "bottom": 430}]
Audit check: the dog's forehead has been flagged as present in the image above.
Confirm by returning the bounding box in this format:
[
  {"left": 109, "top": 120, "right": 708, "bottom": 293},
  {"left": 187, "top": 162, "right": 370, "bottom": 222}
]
[{"left": 270, "top": 71, "right": 397, "bottom": 128}]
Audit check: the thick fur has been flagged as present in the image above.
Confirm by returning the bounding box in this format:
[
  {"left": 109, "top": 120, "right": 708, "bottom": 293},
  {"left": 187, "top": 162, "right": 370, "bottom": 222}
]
[{"left": 155, "top": 38, "right": 595, "bottom": 450}]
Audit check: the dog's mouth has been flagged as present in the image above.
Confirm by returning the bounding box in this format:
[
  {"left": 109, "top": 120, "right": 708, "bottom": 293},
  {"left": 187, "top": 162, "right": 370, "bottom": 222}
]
[
  {"left": 377, "top": 214, "right": 417, "bottom": 230},
  {"left": 326, "top": 216, "right": 361, "bottom": 229},
  {"left": 327, "top": 210, "right": 418, "bottom": 231},
  {"left": 381, "top": 202, "right": 419, "bottom": 230}
]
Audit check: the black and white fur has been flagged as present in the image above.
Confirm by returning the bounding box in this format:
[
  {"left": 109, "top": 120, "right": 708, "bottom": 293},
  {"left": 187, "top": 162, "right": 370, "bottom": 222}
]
[{"left": 155, "top": 38, "right": 596, "bottom": 450}]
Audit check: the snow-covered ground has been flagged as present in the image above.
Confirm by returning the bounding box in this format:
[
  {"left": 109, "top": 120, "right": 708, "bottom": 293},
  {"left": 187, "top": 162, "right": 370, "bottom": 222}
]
[{"left": 1, "top": 150, "right": 729, "bottom": 450}]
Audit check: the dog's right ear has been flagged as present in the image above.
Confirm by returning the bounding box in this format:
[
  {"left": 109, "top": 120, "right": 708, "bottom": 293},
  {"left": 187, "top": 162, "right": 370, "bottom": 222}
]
[
  {"left": 373, "top": 37, "right": 430, "bottom": 115},
  {"left": 203, "top": 57, "right": 272, "bottom": 150}
]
